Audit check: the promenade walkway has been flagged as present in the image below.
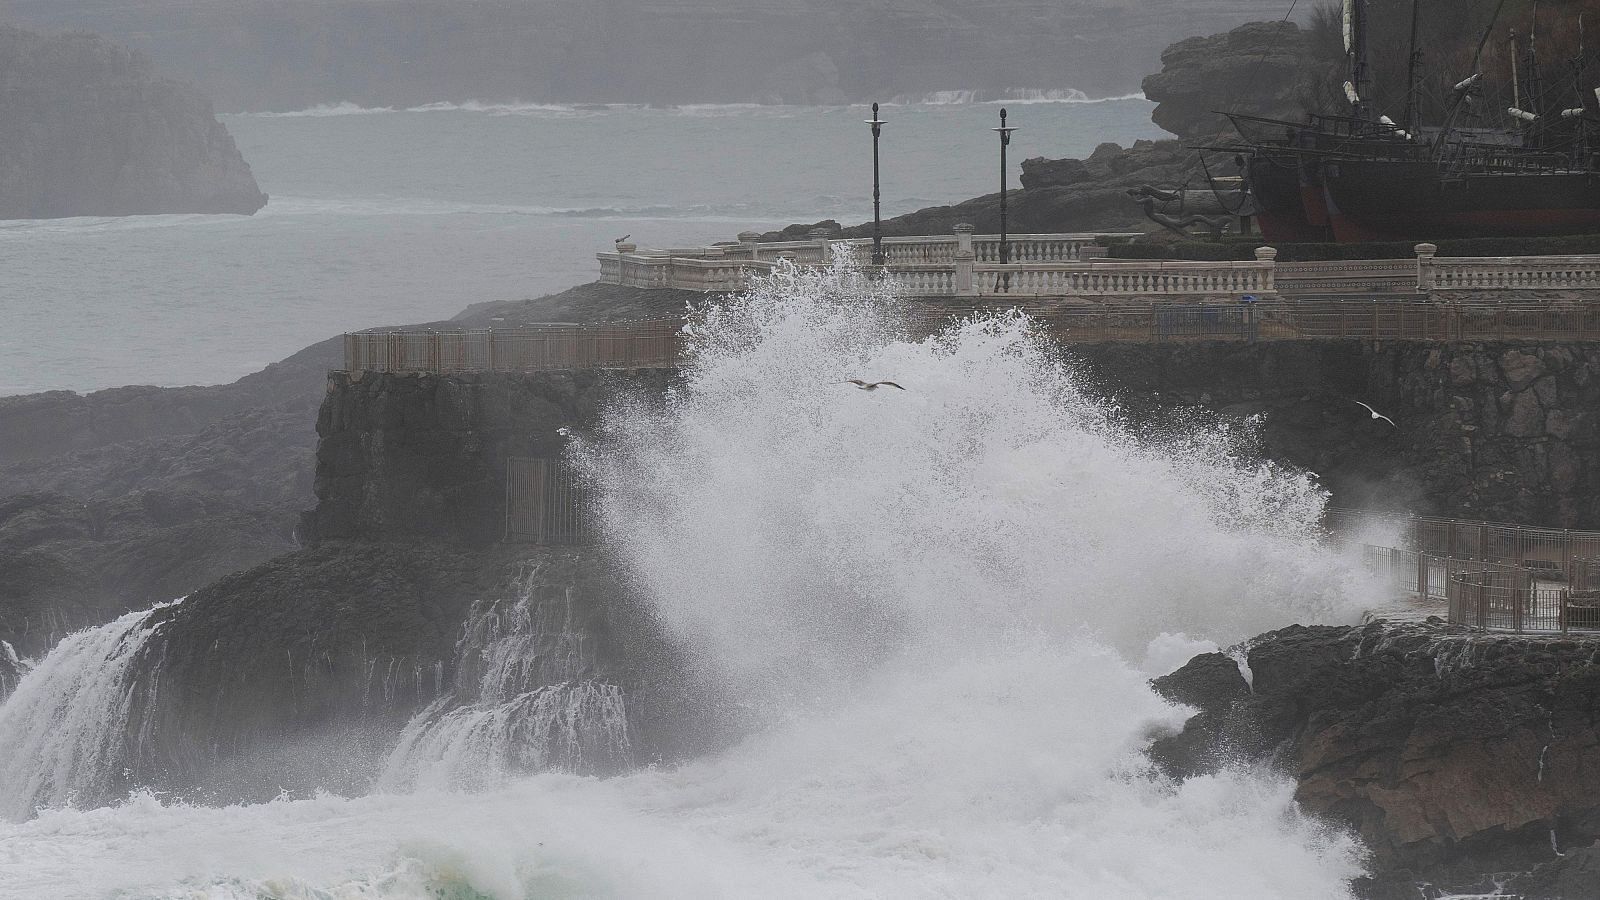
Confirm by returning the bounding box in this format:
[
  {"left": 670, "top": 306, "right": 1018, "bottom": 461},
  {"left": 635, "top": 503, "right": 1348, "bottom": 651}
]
[{"left": 342, "top": 300, "right": 1600, "bottom": 375}]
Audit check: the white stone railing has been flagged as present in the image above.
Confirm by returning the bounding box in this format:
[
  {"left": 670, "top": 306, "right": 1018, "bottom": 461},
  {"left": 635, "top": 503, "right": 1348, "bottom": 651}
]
[
  {"left": 1418, "top": 246, "right": 1600, "bottom": 292},
  {"left": 599, "top": 226, "right": 1264, "bottom": 300},
  {"left": 600, "top": 231, "right": 1600, "bottom": 301},
  {"left": 970, "top": 257, "right": 1277, "bottom": 298},
  {"left": 1276, "top": 258, "right": 1420, "bottom": 296}
]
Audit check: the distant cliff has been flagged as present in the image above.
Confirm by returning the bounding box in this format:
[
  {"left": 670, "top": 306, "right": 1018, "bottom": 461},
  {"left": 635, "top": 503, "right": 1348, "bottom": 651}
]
[
  {"left": 2, "top": 0, "right": 1291, "bottom": 110},
  {"left": 0, "top": 27, "right": 266, "bottom": 218}
]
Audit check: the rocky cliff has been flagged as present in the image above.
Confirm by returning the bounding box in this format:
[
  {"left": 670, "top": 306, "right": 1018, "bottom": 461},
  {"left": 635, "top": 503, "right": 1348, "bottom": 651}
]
[
  {"left": 0, "top": 282, "right": 682, "bottom": 658},
  {"left": 1141, "top": 19, "right": 1309, "bottom": 139},
  {"left": 1151, "top": 623, "right": 1600, "bottom": 897},
  {"left": 305, "top": 368, "right": 676, "bottom": 546},
  {"left": 0, "top": 26, "right": 266, "bottom": 218},
  {"left": 2, "top": 0, "right": 1294, "bottom": 110}
]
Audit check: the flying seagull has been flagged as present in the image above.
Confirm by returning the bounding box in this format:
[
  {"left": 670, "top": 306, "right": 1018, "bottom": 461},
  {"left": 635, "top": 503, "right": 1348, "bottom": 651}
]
[
  {"left": 837, "top": 379, "right": 905, "bottom": 391},
  {"left": 1353, "top": 400, "right": 1397, "bottom": 427}
]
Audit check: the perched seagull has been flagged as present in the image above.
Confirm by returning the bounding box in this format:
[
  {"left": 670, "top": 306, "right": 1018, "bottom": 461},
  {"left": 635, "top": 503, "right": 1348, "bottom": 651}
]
[
  {"left": 837, "top": 379, "right": 905, "bottom": 392},
  {"left": 1353, "top": 400, "right": 1397, "bottom": 428},
  {"left": 614, "top": 234, "right": 631, "bottom": 244}
]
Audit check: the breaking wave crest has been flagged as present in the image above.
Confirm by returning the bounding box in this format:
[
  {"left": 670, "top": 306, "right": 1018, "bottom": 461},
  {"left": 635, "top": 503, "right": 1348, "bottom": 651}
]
[{"left": 0, "top": 261, "right": 1370, "bottom": 897}]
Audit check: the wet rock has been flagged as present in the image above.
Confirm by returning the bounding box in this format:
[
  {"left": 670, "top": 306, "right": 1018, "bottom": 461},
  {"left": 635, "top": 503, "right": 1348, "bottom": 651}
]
[
  {"left": 1151, "top": 622, "right": 1600, "bottom": 894},
  {"left": 1150, "top": 652, "right": 1248, "bottom": 711},
  {"left": 1508, "top": 841, "right": 1600, "bottom": 899}
]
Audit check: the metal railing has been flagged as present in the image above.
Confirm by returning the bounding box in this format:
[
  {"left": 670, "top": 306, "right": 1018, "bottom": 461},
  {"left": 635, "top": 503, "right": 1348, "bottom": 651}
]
[
  {"left": 1333, "top": 507, "right": 1600, "bottom": 632},
  {"left": 505, "top": 457, "right": 592, "bottom": 545},
  {"left": 343, "top": 321, "right": 682, "bottom": 374},
  {"left": 1328, "top": 507, "right": 1600, "bottom": 584}
]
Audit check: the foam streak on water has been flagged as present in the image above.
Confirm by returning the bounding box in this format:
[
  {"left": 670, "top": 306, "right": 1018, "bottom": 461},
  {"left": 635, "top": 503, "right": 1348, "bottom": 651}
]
[{"left": 0, "top": 263, "right": 1368, "bottom": 897}]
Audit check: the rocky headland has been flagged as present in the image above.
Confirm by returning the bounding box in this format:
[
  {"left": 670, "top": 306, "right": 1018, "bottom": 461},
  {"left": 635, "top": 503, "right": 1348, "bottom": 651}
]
[
  {"left": 1153, "top": 622, "right": 1600, "bottom": 898},
  {"left": 763, "top": 19, "right": 1312, "bottom": 239},
  {"left": 0, "top": 26, "right": 266, "bottom": 218},
  {"left": 2, "top": 0, "right": 1296, "bottom": 111}
]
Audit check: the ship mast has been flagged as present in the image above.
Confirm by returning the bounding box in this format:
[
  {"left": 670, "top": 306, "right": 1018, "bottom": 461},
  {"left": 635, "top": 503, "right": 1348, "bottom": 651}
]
[
  {"left": 1404, "top": 0, "right": 1424, "bottom": 134},
  {"left": 1345, "top": 0, "right": 1375, "bottom": 122}
]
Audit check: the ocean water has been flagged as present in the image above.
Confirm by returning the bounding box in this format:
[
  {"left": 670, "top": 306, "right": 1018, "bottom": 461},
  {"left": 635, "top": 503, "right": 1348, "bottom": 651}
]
[
  {"left": 0, "top": 97, "right": 1165, "bottom": 397},
  {"left": 0, "top": 261, "right": 1376, "bottom": 898}
]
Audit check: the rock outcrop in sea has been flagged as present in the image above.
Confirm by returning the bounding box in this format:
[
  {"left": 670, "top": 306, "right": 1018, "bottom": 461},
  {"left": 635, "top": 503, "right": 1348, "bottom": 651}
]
[
  {"left": 1153, "top": 622, "right": 1600, "bottom": 898},
  {"left": 0, "top": 26, "right": 267, "bottom": 219}
]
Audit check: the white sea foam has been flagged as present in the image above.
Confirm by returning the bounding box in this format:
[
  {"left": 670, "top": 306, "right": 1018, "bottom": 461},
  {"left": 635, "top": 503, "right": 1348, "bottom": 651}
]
[
  {"left": 0, "top": 261, "right": 1371, "bottom": 897},
  {"left": 240, "top": 100, "right": 604, "bottom": 118},
  {"left": 887, "top": 88, "right": 1148, "bottom": 105}
]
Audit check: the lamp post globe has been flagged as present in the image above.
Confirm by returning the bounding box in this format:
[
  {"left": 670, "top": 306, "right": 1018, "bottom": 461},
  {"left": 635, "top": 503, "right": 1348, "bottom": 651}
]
[
  {"left": 866, "top": 102, "right": 887, "bottom": 266},
  {"left": 992, "top": 107, "right": 1019, "bottom": 286}
]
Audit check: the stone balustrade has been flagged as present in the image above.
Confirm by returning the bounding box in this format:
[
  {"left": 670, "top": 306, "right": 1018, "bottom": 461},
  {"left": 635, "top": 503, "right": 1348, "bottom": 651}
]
[
  {"left": 599, "top": 232, "right": 1600, "bottom": 302},
  {"left": 598, "top": 226, "right": 1264, "bottom": 300},
  {"left": 1417, "top": 245, "right": 1600, "bottom": 292},
  {"left": 971, "top": 254, "right": 1277, "bottom": 298}
]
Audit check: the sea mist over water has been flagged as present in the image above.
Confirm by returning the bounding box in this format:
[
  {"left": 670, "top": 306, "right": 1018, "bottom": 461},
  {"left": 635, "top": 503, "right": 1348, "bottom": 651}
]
[{"left": 0, "top": 263, "right": 1369, "bottom": 897}]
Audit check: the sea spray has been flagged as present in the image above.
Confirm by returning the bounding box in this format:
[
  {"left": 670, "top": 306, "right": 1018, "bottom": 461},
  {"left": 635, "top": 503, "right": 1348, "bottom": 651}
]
[
  {"left": 574, "top": 258, "right": 1362, "bottom": 702},
  {"left": 0, "top": 261, "right": 1372, "bottom": 896},
  {"left": 381, "top": 563, "right": 632, "bottom": 790},
  {"left": 0, "top": 603, "right": 176, "bottom": 821}
]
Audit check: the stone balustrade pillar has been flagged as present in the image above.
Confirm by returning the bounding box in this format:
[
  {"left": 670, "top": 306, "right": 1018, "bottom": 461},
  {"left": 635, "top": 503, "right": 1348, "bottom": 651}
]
[
  {"left": 1254, "top": 246, "right": 1278, "bottom": 295},
  {"left": 954, "top": 223, "right": 977, "bottom": 297},
  {"left": 737, "top": 231, "right": 763, "bottom": 261},
  {"left": 1415, "top": 243, "right": 1438, "bottom": 293},
  {"left": 808, "top": 227, "right": 835, "bottom": 264}
]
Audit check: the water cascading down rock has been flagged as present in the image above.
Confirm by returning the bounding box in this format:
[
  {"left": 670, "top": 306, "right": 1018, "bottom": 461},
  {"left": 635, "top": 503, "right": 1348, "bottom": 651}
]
[{"left": 382, "top": 561, "right": 633, "bottom": 790}]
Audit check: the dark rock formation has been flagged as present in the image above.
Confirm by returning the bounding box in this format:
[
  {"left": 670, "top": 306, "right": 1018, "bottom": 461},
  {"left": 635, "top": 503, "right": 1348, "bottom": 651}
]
[
  {"left": 305, "top": 369, "right": 675, "bottom": 546},
  {"left": 1141, "top": 20, "right": 1310, "bottom": 139},
  {"left": 0, "top": 27, "right": 267, "bottom": 218},
  {"left": 0, "top": 282, "right": 684, "bottom": 659},
  {"left": 4, "top": 1, "right": 1302, "bottom": 111},
  {"left": 96, "top": 542, "right": 711, "bottom": 803},
  {"left": 1151, "top": 622, "right": 1600, "bottom": 896},
  {"left": 0, "top": 489, "right": 293, "bottom": 658}
]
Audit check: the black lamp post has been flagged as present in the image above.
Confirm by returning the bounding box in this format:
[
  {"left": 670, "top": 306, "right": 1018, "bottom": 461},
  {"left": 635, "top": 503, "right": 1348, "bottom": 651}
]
[
  {"left": 866, "top": 102, "right": 887, "bottom": 266},
  {"left": 992, "top": 107, "right": 1018, "bottom": 289}
]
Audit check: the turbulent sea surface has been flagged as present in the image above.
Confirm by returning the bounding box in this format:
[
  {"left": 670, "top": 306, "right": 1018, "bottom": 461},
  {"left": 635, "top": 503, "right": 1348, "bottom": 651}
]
[{"left": 0, "top": 96, "right": 1162, "bottom": 396}]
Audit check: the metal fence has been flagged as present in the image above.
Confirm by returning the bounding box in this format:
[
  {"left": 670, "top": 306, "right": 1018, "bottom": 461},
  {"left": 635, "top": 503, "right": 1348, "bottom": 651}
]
[
  {"left": 1333, "top": 507, "right": 1600, "bottom": 632},
  {"left": 505, "top": 457, "right": 593, "bottom": 545},
  {"left": 1328, "top": 507, "right": 1600, "bottom": 583},
  {"left": 344, "top": 320, "right": 682, "bottom": 374}
]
